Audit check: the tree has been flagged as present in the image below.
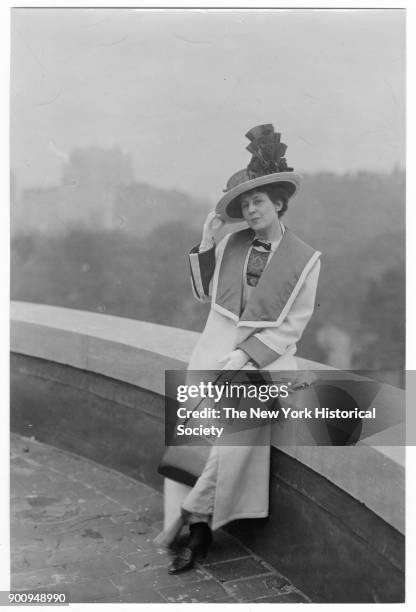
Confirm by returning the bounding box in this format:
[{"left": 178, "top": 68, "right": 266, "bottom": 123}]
[{"left": 61, "top": 147, "right": 134, "bottom": 187}]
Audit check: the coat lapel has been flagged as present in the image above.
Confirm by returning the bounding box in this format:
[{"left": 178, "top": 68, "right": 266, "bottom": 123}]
[
  {"left": 213, "top": 227, "right": 319, "bottom": 326},
  {"left": 240, "top": 228, "right": 318, "bottom": 325},
  {"left": 213, "top": 228, "right": 254, "bottom": 318}
]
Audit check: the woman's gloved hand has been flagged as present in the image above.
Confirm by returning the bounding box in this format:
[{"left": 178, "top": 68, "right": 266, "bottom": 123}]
[
  {"left": 219, "top": 349, "right": 250, "bottom": 371},
  {"left": 200, "top": 211, "right": 225, "bottom": 250}
]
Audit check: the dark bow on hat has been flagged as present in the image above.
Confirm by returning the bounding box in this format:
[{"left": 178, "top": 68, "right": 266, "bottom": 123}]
[{"left": 245, "top": 124, "right": 293, "bottom": 179}]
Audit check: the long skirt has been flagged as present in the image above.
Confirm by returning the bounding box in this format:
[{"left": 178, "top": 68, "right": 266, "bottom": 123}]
[{"left": 155, "top": 308, "right": 297, "bottom": 546}]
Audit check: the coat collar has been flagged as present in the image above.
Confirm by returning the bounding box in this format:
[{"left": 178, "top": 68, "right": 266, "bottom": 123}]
[{"left": 212, "top": 227, "right": 320, "bottom": 328}]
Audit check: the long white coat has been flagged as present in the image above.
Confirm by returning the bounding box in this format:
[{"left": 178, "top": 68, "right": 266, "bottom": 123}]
[{"left": 163, "top": 226, "right": 321, "bottom": 533}]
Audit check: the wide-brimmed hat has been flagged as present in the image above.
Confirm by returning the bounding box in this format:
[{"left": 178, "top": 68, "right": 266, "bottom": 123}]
[{"left": 215, "top": 124, "right": 302, "bottom": 223}]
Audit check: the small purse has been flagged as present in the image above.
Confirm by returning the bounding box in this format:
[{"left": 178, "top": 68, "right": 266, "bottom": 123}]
[{"left": 157, "top": 444, "right": 211, "bottom": 487}]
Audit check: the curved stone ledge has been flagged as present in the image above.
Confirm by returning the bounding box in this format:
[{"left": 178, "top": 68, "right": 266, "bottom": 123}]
[
  {"left": 10, "top": 352, "right": 404, "bottom": 603},
  {"left": 10, "top": 300, "right": 194, "bottom": 395},
  {"left": 10, "top": 301, "right": 404, "bottom": 537}
]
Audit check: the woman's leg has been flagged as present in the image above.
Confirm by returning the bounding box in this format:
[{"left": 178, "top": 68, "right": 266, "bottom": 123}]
[
  {"left": 167, "top": 445, "right": 218, "bottom": 573},
  {"left": 181, "top": 444, "right": 218, "bottom": 523}
]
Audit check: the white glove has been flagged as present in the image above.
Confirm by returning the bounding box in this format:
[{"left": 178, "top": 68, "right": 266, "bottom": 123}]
[{"left": 200, "top": 211, "right": 225, "bottom": 250}]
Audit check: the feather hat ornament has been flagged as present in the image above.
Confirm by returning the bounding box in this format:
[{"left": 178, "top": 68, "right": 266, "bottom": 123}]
[{"left": 215, "top": 124, "right": 301, "bottom": 223}]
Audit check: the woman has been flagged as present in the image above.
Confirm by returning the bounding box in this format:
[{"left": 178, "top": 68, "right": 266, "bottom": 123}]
[{"left": 157, "top": 124, "right": 321, "bottom": 574}]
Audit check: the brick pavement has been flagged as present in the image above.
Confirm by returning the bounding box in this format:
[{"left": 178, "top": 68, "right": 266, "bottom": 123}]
[{"left": 10, "top": 433, "right": 310, "bottom": 603}]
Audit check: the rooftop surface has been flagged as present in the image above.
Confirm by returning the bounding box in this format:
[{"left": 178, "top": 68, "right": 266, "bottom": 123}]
[{"left": 10, "top": 433, "right": 309, "bottom": 604}]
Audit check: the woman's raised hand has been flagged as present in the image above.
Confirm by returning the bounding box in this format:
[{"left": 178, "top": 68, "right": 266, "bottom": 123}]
[{"left": 201, "top": 211, "right": 225, "bottom": 247}]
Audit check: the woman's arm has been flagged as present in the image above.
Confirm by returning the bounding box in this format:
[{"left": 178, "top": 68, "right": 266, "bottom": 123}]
[
  {"left": 236, "top": 258, "right": 321, "bottom": 368},
  {"left": 189, "top": 244, "right": 216, "bottom": 302},
  {"left": 189, "top": 211, "right": 225, "bottom": 303}
]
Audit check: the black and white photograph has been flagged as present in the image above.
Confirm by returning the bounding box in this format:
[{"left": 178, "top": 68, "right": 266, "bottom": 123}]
[{"left": 8, "top": 5, "right": 406, "bottom": 606}]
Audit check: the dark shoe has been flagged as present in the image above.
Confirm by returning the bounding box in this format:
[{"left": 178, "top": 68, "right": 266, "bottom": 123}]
[
  {"left": 167, "top": 546, "right": 195, "bottom": 574},
  {"left": 168, "top": 531, "right": 190, "bottom": 554},
  {"left": 167, "top": 523, "right": 212, "bottom": 574},
  {"left": 188, "top": 522, "right": 212, "bottom": 556}
]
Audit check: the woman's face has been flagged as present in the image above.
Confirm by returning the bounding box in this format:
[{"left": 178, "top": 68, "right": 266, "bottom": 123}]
[{"left": 240, "top": 190, "right": 281, "bottom": 232}]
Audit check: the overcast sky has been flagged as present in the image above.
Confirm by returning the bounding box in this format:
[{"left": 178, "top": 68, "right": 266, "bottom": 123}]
[{"left": 11, "top": 8, "right": 405, "bottom": 201}]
